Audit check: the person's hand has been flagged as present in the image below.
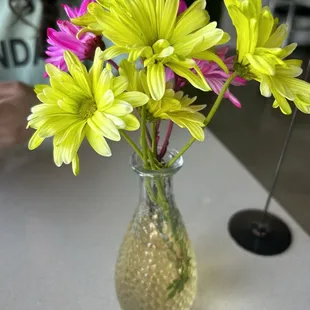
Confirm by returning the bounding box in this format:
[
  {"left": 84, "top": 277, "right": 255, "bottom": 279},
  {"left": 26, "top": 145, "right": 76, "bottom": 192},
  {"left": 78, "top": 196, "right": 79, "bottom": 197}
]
[{"left": 0, "top": 82, "right": 37, "bottom": 148}]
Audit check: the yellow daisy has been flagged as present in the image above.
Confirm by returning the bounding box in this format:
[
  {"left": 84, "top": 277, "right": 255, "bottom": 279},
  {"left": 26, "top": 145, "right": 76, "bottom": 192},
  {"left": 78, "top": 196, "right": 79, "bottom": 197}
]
[
  {"left": 72, "top": 0, "right": 230, "bottom": 101},
  {"left": 28, "top": 48, "right": 149, "bottom": 175},
  {"left": 120, "top": 59, "right": 206, "bottom": 141},
  {"left": 258, "top": 60, "right": 310, "bottom": 115},
  {"left": 225, "top": 0, "right": 310, "bottom": 114}
]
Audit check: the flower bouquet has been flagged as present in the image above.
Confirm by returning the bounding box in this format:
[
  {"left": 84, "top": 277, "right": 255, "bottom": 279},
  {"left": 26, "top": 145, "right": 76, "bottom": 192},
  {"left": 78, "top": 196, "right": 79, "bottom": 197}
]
[{"left": 28, "top": 0, "right": 310, "bottom": 309}]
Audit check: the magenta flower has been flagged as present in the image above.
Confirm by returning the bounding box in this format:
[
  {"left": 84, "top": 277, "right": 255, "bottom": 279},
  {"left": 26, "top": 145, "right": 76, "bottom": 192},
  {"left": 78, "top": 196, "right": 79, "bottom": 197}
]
[
  {"left": 45, "top": 0, "right": 104, "bottom": 76},
  {"left": 196, "top": 47, "right": 246, "bottom": 108},
  {"left": 167, "top": 47, "right": 246, "bottom": 107},
  {"left": 178, "top": 0, "right": 188, "bottom": 14}
]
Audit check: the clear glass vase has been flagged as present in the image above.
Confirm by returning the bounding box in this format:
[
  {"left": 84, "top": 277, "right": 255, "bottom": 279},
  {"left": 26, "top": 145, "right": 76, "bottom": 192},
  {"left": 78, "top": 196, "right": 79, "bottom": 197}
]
[{"left": 115, "top": 150, "right": 197, "bottom": 310}]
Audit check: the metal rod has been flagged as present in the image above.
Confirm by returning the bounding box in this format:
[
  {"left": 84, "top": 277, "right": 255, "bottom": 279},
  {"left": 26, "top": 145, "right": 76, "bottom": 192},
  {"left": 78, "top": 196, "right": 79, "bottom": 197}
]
[
  {"left": 283, "top": 0, "right": 297, "bottom": 46},
  {"left": 262, "top": 107, "right": 298, "bottom": 220},
  {"left": 262, "top": 61, "right": 310, "bottom": 221}
]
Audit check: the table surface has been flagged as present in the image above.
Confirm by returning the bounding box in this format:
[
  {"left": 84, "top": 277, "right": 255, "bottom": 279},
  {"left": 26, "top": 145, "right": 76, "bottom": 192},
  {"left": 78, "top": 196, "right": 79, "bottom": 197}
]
[{"left": 0, "top": 130, "right": 309, "bottom": 310}]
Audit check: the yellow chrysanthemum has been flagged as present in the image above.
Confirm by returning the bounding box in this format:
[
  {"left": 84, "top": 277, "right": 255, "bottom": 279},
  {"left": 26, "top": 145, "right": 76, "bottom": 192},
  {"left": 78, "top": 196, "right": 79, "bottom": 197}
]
[
  {"left": 258, "top": 60, "right": 310, "bottom": 115},
  {"left": 28, "top": 48, "right": 149, "bottom": 175},
  {"left": 72, "top": 0, "right": 230, "bottom": 101},
  {"left": 225, "top": 0, "right": 310, "bottom": 114},
  {"left": 119, "top": 59, "right": 206, "bottom": 141},
  {"left": 225, "top": 0, "right": 296, "bottom": 75}
]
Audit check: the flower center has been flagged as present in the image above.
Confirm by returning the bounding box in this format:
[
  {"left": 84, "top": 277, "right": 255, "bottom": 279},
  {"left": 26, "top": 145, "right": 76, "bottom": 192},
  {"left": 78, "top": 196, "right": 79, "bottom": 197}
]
[
  {"left": 79, "top": 99, "right": 97, "bottom": 119},
  {"left": 144, "top": 39, "right": 175, "bottom": 67}
]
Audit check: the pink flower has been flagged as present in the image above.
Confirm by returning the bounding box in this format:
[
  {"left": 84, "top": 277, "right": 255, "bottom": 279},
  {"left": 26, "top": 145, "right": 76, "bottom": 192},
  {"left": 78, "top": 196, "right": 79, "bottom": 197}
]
[
  {"left": 167, "top": 47, "right": 246, "bottom": 107},
  {"left": 196, "top": 47, "right": 246, "bottom": 108},
  {"left": 45, "top": 0, "right": 104, "bottom": 76},
  {"left": 178, "top": 0, "right": 188, "bottom": 14}
]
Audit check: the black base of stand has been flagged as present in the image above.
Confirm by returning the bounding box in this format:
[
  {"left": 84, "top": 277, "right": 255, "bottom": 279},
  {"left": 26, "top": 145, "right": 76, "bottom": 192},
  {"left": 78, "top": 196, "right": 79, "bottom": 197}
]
[{"left": 228, "top": 209, "right": 292, "bottom": 256}]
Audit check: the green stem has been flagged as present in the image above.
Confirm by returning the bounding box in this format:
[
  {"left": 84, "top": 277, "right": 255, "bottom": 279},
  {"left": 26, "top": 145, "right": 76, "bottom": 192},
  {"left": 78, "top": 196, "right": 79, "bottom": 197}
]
[
  {"left": 120, "top": 131, "right": 143, "bottom": 160},
  {"left": 167, "top": 71, "right": 238, "bottom": 167},
  {"left": 141, "top": 105, "right": 149, "bottom": 168},
  {"left": 147, "top": 148, "right": 157, "bottom": 170},
  {"left": 151, "top": 122, "right": 157, "bottom": 156}
]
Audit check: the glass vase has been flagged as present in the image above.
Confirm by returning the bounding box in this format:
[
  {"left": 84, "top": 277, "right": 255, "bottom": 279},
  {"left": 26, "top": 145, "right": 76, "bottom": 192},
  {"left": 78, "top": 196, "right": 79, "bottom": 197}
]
[{"left": 115, "top": 149, "right": 197, "bottom": 310}]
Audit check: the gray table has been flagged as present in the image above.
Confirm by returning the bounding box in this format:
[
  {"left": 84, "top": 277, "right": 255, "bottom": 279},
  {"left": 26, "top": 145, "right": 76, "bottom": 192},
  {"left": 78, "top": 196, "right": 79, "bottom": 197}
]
[{"left": 1, "top": 130, "right": 309, "bottom": 310}]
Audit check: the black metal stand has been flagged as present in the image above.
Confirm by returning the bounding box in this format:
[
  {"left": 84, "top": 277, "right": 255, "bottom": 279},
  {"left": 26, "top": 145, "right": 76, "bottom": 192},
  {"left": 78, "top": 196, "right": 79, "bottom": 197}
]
[{"left": 228, "top": 108, "right": 297, "bottom": 256}]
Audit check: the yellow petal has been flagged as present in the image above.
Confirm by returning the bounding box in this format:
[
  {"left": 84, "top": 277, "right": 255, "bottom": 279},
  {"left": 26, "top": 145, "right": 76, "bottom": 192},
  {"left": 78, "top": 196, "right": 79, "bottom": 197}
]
[
  {"left": 218, "top": 32, "right": 231, "bottom": 45},
  {"left": 104, "top": 114, "right": 126, "bottom": 129},
  {"left": 272, "top": 91, "right": 292, "bottom": 115},
  {"left": 117, "top": 91, "right": 149, "bottom": 107},
  {"left": 269, "top": 76, "right": 295, "bottom": 100},
  {"left": 246, "top": 54, "right": 275, "bottom": 76},
  {"left": 94, "top": 68, "right": 113, "bottom": 103},
  {"left": 92, "top": 111, "right": 121, "bottom": 141},
  {"left": 86, "top": 126, "right": 112, "bottom": 156},
  {"left": 72, "top": 154, "right": 80, "bottom": 176},
  {"left": 53, "top": 139, "right": 63, "bottom": 167},
  {"left": 89, "top": 47, "right": 105, "bottom": 94},
  {"left": 61, "top": 121, "right": 86, "bottom": 164},
  {"left": 259, "top": 76, "right": 272, "bottom": 97},
  {"left": 97, "top": 89, "right": 114, "bottom": 111},
  {"left": 191, "top": 50, "right": 229, "bottom": 73},
  {"left": 264, "top": 24, "right": 288, "bottom": 48},
  {"left": 104, "top": 99, "right": 133, "bottom": 116},
  {"left": 122, "top": 114, "right": 140, "bottom": 131},
  {"left": 166, "top": 62, "right": 210, "bottom": 92},
  {"left": 249, "top": 18, "right": 258, "bottom": 54},
  {"left": 175, "top": 22, "right": 223, "bottom": 56},
  {"left": 228, "top": 6, "right": 250, "bottom": 61},
  {"left": 294, "top": 96, "right": 310, "bottom": 114},
  {"left": 34, "top": 84, "right": 48, "bottom": 95},
  {"left": 185, "top": 122, "right": 205, "bottom": 141},
  {"left": 38, "top": 116, "right": 79, "bottom": 138},
  {"left": 159, "top": 0, "right": 179, "bottom": 39},
  {"left": 71, "top": 12, "right": 97, "bottom": 27},
  {"left": 101, "top": 45, "right": 129, "bottom": 61},
  {"left": 171, "top": 0, "right": 209, "bottom": 43},
  {"left": 257, "top": 7, "right": 274, "bottom": 46},
  {"left": 112, "top": 76, "right": 129, "bottom": 96},
  {"left": 147, "top": 63, "right": 165, "bottom": 100},
  {"left": 28, "top": 130, "right": 45, "bottom": 150},
  {"left": 64, "top": 51, "right": 92, "bottom": 97}
]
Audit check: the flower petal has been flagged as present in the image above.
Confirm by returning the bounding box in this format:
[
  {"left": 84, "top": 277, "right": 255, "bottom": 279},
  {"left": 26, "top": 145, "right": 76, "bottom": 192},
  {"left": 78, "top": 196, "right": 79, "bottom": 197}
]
[
  {"left": 116, "top": 91, "right": 149, "bottom": 107},
  {"left": 64, "top": 51, "right": 92, "bottom": 97},
  {"left": 98, "top": 89, "right": 114, "bottom": 111},
  {"left": 111, "top": 76, "right": 129, "bottom": 96},
  {"left": 101, "top": 45, "right": 129, "bottom": 61},
  {"left": 60, "top": 121, "right": 86, "bottom": 164},
  {"left": 86, "top": 126, "right": 112, "bottom": 156},
  {"left": 105, "top": 100, "right": 133, "bottom": 116},
  {"left": 72, "top": 154, "right": 80, "bottom": 176},
  {"left": 28, "top": 130, "right": 45, "bottom": 150},
  {"left": 122, "top": 114, "right": 140, "bottom": 131},
  {"left": 167, "top": 62, "right": 210, "bottom": 92},
  {"left": 92, "top": 111, "right": 121, "bottom": 141},
  {"left": 147, "top": 63, "right": 166, "bottom": 100}
]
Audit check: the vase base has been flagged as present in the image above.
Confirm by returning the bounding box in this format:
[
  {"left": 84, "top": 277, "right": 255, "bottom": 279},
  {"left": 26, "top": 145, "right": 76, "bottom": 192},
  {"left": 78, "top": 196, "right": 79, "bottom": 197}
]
[{"left": 228, "top": 209, "right": 292, "bottom": 256}]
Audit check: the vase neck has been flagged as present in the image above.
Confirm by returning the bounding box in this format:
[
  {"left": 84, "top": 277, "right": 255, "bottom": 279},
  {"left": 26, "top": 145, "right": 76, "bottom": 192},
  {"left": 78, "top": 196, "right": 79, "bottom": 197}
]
[{"left": 139, "top": 174, "right": 174, "bottom": 204}]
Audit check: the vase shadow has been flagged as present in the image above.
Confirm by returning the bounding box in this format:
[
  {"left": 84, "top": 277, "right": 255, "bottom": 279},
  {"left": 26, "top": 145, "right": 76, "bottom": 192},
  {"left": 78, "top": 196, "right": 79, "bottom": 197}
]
[{"left": 192, "top": 235, "right": 247, "bottom": 309}]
